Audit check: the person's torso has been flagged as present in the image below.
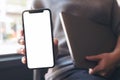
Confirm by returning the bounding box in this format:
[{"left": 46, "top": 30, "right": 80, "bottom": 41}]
[{"left": 42, "top": 0, "right": 114, "bottom": 57}]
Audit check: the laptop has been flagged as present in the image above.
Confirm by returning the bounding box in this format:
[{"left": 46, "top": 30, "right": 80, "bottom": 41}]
[{"left": 59, "top": 12, "right": 117, "bottom": 69}]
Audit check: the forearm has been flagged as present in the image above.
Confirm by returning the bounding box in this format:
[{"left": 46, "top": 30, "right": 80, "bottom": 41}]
[{"left": 112, "top": 36, "right": 120, "bottom": 64}]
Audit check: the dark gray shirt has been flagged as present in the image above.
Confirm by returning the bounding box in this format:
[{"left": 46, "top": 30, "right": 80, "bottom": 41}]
[{"left": 33, "top": 0, "right": 120, "bottom": 58}]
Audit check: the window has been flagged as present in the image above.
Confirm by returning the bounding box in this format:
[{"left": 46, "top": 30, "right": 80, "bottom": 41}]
[
  {"left": 117, "top": 0, "right": 120, "bottom": 6},
  {"left": 0, "top": 0, "right": 33, "bottom": 55}
]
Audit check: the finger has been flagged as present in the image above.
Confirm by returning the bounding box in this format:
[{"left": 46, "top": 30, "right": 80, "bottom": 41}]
[
  {"left": 21, "top": 56, "right": 26, "bottom": 64},
  {"left": 20, "top": 30, "right": 24, "bottom": 36},
  {"left": 53, "top": 38, "right": 58, "bottom": 52},
  {"left": 89, "top": 68, "right": 94, "bottom": 74},
  {"left": 86, "top": 55, "right": 101, "bottom": 61},
  {"left": 17, "top": 30, "right": 24, "bottom": 37},
  {"left": 91, "top": 65, "right": 103, "bottom": 75},
  {"left": 100, "top": 69, "right": 114, "bottom": 77},
  {"left": 53, "top": 38, "right": 58, "bottom": 58},
  {"left": 20, "top": 48, "right": 25, "bottom": 55},
  {"left": 18, "top": 37, "right": 24, "bottom": 45},
  {"left": 17, "top": 48, "right": 25, "bottom": 55},
  {"left": 99, "top": 72, "right": 107, "bottom": 77},
  {"left": 89, "top": 68, "right": 107, "bottom": 77},
  {"left": 54, "top": 38, "right": 58, "bottom": 46}
]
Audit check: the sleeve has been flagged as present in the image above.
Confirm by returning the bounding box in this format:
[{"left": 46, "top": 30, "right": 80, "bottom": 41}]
[{"left": 112, "top": 0, "right": 120, "bottom": 36}]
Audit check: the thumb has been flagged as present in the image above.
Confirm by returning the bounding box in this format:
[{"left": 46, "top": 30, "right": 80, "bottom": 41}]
[
  {"left": 86, "top": 55, "right": 101, "bottom": 61},
  {"left": 54, "top": 38, "right": 58, "bottom": 46},
  {"left": 53, "top": 38, "right": 58, "bottom": 59},
  {"left": 89, "top": 65, "right": 101, "bottom": 75}
]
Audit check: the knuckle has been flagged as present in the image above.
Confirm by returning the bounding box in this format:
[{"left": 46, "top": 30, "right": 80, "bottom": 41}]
[{"left": 99, "top": 65, "right": 105, "bottom": 71}]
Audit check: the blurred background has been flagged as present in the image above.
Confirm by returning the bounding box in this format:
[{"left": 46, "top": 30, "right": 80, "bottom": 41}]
[
  {"left": 0, "top": 0, "right": 119, "bottom": 55},
  {"left": 0, "top": 0, "right": 33, "bottom": 55}
]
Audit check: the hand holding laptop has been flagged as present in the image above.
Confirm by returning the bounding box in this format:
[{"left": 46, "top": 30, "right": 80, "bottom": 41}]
[
  {"left": 60, "top": 12, "right": 119, "bottom": 77},
  {"left": 86, "top": 52, "right": 117, "bottom": 77}
]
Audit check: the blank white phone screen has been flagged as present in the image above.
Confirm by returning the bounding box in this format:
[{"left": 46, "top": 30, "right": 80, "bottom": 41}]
[{"left": 23, "top": 10, "right": 54, "bottom": 69}]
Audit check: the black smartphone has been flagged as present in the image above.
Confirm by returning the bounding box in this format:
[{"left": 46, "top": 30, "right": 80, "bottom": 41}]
[{"left": 22, "top": 9, "right": 54, "bottom": 69}]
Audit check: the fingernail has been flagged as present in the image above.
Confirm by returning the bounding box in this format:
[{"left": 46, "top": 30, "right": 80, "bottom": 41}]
[
  {"left": 89, "top": 68, "right": 93, "bottom": 74},
  {"left": 21, "top": 57, "right": 26, "bottom": 64},
  {"left": 54, "top": 38, "right": 58, "bottom": 44}
]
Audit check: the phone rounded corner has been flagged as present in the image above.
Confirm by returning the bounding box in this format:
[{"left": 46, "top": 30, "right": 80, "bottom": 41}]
[
  {"left": 22, "top": 10, "right": 28, "bottom": 16},
  {"left": 51, "top": 64, "right": 55, "bottom": 68}
]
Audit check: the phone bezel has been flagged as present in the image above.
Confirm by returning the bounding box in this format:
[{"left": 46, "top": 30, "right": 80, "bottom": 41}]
[{"left": 22, "top": 9, "right": 55, "bottom": 69}]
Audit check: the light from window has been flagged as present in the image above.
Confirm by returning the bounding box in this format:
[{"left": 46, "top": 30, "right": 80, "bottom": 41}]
[{"left": 0, "top": 0, "right": 32, "bottom": 55}]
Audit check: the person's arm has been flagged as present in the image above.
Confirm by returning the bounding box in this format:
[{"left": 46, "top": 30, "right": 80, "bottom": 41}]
[
  {"left": 111, "top": 36, "right": 120, "bottom": 63},
  {"left": 86, "top": 0, "right": 120, "bottom": 77}
]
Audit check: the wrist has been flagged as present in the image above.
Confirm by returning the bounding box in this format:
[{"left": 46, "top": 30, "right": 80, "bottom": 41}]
[{"left": 111, "top": 51, "right": 120, "bottom": 66}]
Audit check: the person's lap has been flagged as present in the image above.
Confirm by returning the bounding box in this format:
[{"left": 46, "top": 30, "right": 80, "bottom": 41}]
[
  {"left": 46, "top": 67, "right": 120, "bottom": 80},
  {"left": 108, "top": 67, "right": 120, "bottom": 80},
  {"left": 53, "top": 69, "right": 106, "bottom": 80},
  {"left": 45, "top": 56, "right": 120, "bottom": 80}
]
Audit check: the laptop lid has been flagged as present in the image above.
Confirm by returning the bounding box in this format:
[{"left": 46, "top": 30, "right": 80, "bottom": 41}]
[{"left": 60, "top": 12, "right": 117, "bottom": 69}]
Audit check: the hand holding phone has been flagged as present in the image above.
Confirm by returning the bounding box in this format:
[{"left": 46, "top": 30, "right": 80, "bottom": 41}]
[{"left": 18, "top": 30, "right": 58, "bottom": 65}]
